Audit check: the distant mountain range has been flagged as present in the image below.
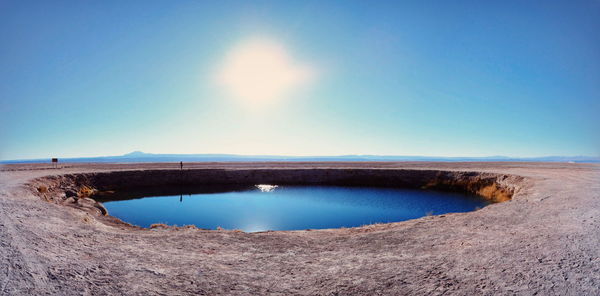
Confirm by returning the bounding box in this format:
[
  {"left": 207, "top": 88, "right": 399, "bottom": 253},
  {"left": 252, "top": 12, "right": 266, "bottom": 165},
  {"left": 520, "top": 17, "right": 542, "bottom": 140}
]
[{"left": 1, "top": 151, "right": 599, "bottom": 164}]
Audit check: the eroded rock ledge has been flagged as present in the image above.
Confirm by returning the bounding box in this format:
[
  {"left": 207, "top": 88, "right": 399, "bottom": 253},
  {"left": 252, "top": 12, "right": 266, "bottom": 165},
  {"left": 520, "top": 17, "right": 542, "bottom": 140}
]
[{"left": 27, "top": 168, "right": 526, "bottom": 227}]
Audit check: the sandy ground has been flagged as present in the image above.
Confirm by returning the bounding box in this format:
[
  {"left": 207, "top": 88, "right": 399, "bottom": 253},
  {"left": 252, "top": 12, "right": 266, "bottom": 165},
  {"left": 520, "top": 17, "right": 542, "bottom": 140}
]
[{"left": 0, "top": 162, "right": 599, "bottom": 295}]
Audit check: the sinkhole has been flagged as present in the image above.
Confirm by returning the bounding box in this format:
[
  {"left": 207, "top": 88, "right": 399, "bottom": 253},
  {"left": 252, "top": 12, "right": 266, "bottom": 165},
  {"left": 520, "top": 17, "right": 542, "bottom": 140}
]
[{"left": 95, "top": 184, "right": 490, "bottom": 232}]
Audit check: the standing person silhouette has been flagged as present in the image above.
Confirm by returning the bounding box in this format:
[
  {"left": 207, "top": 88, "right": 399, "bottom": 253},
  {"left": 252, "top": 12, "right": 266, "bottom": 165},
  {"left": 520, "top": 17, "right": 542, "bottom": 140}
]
[{"left": 180, "top": 161, "right": 183, "bottom": 170}]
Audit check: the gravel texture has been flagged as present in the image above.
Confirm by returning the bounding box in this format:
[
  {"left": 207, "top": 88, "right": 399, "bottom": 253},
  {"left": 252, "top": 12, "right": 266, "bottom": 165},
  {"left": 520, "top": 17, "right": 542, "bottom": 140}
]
[{"left": 0, "top": 162, "right": 599, "bottom": 295}]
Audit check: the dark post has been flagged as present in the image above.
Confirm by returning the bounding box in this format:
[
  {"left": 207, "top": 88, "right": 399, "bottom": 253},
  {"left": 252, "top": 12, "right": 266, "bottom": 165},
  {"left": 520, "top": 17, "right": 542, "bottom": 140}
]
[{"left": 180, "top": 161, "right": 183, "bottom": 170}]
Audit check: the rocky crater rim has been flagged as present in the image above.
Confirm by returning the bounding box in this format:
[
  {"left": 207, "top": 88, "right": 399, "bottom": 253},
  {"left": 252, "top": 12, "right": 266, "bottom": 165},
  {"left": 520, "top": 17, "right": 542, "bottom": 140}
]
[{"left": 27, "top": 168, "right": 528, "bottom": 230}]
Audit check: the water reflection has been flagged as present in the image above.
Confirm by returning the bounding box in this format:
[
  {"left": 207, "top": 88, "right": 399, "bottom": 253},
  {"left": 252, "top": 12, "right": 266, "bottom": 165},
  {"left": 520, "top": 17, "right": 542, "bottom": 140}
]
[
  {"left": 100, "top": 185, "right": 490, "bottom": 232},
  {"left": 255, "top": 184, "right": 278, "bottom": 192}
]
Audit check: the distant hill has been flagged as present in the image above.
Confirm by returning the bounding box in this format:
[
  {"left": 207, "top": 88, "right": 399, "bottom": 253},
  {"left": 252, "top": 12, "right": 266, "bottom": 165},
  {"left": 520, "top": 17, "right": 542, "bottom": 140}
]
[{"left": 1, "top": 151, "right": 599, "bottom": 164}]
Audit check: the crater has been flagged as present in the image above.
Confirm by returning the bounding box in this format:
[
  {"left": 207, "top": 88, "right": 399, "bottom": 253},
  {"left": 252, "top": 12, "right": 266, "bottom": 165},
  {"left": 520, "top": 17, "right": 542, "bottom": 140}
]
[{"left": 29, "top": 168, "right": 525, "bottom": 231}]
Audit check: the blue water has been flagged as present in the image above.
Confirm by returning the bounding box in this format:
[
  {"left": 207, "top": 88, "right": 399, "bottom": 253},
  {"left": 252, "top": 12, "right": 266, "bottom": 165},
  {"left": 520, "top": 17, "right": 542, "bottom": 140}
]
[{"left": 101, "top": 185, "right": 489, "bottom": 232}]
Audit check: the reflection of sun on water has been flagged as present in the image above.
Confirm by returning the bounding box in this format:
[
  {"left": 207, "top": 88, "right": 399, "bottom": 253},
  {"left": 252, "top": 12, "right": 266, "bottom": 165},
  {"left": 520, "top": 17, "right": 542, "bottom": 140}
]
[
  {"left": 242, "top": 222, "right": 271, "bottom": 233},
  {"left": 255, "top": 184, "right": 278, "bottom": 192},
  {"left": 215, "top": 38, "right": 314, "bottom": 103}
]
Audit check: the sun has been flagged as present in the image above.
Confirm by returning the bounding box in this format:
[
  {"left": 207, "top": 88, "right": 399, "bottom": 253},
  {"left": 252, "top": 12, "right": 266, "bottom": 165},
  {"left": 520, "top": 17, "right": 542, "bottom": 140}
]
[{"left": 215, "top": 38, "right": 314, "bottom": 102}]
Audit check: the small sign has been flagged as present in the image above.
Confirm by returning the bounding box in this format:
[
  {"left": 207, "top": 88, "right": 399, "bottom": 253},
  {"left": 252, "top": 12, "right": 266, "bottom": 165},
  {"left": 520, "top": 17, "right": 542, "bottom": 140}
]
[{"left": 51, "top": 158, "right": 58, "bottom": 163}]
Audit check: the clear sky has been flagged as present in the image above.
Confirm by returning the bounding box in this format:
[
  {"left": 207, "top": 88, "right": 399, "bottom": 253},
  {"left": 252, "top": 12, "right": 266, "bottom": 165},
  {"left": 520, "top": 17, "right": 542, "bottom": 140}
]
[{"left": 1, "top": 0, "right": 599, "bottom": 160}]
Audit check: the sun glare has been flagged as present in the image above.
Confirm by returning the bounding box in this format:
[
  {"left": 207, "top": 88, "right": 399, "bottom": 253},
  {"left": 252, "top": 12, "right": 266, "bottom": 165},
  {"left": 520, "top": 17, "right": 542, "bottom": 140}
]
[{"left": 215, "top": 38, "right": 314, "bottom": 102}]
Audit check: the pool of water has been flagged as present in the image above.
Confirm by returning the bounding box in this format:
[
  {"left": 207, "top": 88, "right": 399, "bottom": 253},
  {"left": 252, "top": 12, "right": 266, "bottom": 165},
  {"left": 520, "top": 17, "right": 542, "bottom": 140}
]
[{"left": 98, "top": 185, "right": 489, "bottom": 232}]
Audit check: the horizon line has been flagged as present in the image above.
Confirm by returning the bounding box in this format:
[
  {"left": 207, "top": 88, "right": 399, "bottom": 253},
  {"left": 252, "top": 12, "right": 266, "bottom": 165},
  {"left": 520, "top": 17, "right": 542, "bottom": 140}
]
[{"left": 1, "top": 151, "right": 599, "bottom": 163}]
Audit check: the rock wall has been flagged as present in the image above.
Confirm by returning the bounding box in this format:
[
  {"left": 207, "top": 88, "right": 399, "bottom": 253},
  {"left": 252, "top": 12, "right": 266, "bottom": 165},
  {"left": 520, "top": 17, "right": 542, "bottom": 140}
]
[{"left": 31, "top": 169, "right": 526, "bottom": 204}]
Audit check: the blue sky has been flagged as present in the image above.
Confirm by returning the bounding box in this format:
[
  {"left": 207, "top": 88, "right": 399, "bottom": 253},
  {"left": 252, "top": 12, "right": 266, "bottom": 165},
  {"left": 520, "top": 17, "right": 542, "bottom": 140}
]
[{"left": 1, "top": 0, "right": 599, "bottom": 160}]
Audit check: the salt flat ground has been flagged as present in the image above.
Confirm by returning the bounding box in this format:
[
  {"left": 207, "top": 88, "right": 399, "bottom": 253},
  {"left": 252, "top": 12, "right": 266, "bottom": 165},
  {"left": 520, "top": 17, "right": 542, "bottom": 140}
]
[{"left": 0, "top": 162, "right": 599, "bottom": 295}]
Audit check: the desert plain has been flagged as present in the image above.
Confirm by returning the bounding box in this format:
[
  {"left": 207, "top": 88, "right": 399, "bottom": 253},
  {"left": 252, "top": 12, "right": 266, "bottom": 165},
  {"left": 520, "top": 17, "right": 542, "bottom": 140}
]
[{"left": 0, "top": 162, "right": 599, "bottom": 295}]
